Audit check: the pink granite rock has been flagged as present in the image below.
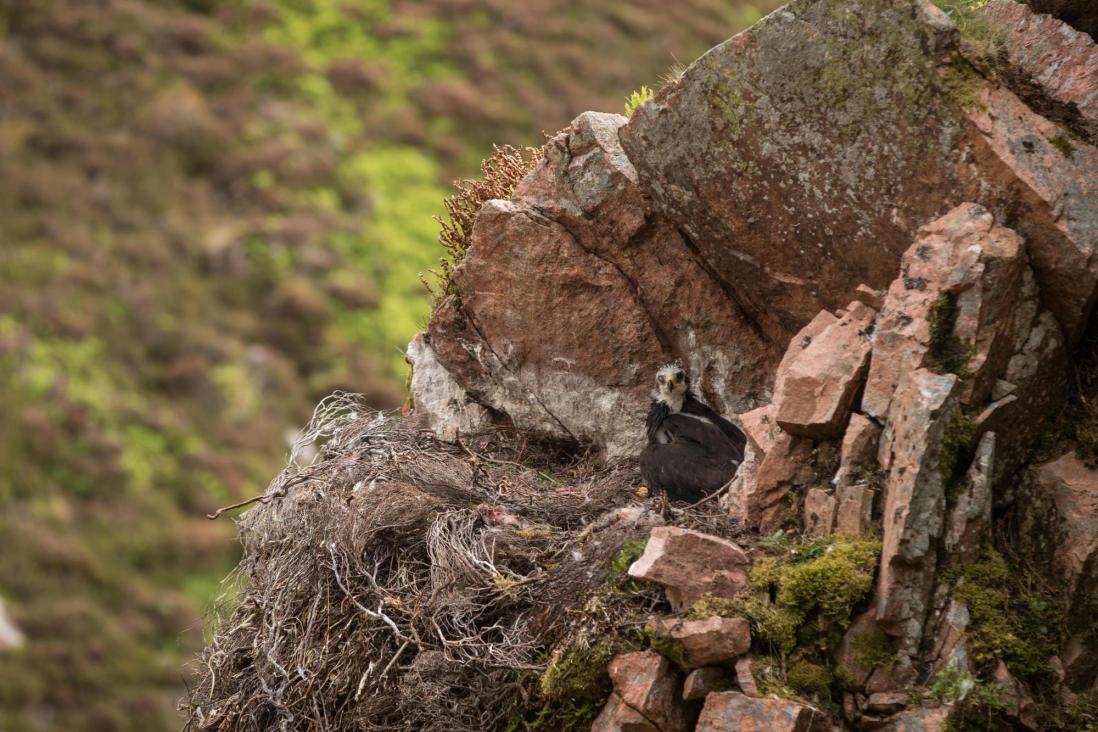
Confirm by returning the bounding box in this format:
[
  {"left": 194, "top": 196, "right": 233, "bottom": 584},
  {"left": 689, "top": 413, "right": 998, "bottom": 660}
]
[
  {"left": 628, "top": 527, "right": 750, "bottom": 610},
  {"left": 648, "top": 616, "right": 751, "bottom": 668},
  {"left": 862, "top": 204, "right": 1027, "bottom": 420},
  {"left": 982, "top": 0, "right": 1098, "bottom": 145},
  {"left": 803, "top": 488, "right": 837, "bottom": 539},
  {"left": 876, "top": 369, "right": 962, "bottom": 653},
  {"left": 775, "top": 302, "right": 876, "bottom": 439},
  {"left": 696, "top": 691, "right": 829, "bottom": 732},
  {"left": 834, "top": 413, "right": 883, "bottom": 489},
  {"left": 592, "top": 651, "right": 688, "bottom": 732}
]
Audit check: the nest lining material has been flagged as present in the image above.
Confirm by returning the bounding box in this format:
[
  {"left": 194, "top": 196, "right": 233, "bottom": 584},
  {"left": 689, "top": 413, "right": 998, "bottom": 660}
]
[{"left": 184, "top": 392, "right": 743, "bottom": 732}]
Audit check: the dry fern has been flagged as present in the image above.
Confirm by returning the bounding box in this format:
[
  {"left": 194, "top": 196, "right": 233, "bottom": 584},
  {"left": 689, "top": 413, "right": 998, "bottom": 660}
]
[{"left": 422, "top": 144, "right": 543, "bottom": 303}]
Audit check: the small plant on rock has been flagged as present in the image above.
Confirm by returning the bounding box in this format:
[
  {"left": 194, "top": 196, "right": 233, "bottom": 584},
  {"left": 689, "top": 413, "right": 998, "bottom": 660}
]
[{"left": 624, "top": 85, "right": 654, "bottom": 117}]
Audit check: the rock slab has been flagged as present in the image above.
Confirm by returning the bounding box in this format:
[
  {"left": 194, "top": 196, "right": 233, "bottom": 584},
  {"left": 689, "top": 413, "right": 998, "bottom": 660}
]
[
  {"left": 696, "top": 691, "right": 829, "bottom": 732},
  {"left": 629, "top": 527, "right": 750, "bottom": 611}
]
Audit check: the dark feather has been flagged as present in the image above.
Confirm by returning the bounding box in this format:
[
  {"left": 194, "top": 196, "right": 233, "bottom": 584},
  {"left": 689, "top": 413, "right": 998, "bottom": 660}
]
[
  {"left": 682, "top": 391, "right": 747, "bottom": 459},
  {"left": 640, "top": 413, "right": 742, "bottom": 503},
  {"left": 645, "top": 399, "right": 671, "bottom": 443}
]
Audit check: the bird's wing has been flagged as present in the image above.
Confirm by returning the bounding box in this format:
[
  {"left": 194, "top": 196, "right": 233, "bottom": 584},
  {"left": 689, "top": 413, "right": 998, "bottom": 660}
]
[
  {"left": 683, "top": 395, "right": 747, "bottom": 455},
  {"left": 660, "top": 413, "right": 733, "bottom": 452}
]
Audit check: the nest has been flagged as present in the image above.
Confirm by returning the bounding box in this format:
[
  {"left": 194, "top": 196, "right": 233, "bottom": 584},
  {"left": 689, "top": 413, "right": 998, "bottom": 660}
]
[{"left": 183, "top": 392, "right": 743, "bottom": 732}]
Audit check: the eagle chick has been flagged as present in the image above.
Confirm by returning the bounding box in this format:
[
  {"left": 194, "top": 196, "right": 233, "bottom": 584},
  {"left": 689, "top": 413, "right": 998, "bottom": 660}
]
[{"left": 640, "top": 364, "right": 746, "bottom": 503}]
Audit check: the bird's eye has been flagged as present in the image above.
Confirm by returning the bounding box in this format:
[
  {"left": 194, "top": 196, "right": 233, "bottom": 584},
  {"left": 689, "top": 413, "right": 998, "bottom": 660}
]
[{"left": 676, "top": 371, "right": 685, "bottom": 380}]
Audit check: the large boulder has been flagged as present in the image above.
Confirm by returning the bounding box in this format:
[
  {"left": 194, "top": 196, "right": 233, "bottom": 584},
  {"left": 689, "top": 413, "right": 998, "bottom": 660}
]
[
  {"left": 413, "top": 0, "right": 1098, "bottom": 454},
  {"left": 423, "top": 111, "right": 776, "bottom": 456},
  {"left": 622, "top": 0, "right": 1098, "bottom": 345}
]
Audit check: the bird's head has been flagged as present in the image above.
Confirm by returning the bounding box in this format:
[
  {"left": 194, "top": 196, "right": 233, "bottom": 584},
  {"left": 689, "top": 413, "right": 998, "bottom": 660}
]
[{"left": 655, "top": 363, "right": 688, "bottom": 409}]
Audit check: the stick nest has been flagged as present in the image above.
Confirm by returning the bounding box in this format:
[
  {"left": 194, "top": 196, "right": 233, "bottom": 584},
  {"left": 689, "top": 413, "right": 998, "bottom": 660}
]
[{"left": 182, "top": 392, "right": 742, "bottom": 731}]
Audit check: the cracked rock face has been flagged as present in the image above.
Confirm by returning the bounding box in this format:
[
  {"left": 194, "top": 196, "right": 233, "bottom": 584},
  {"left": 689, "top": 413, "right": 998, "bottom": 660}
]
[
  {"left": 412, "top": 0, "right": 1098, "bottom": 456},
  {"left": 423, "top": 111, "right": 776, "bottom": 456}
]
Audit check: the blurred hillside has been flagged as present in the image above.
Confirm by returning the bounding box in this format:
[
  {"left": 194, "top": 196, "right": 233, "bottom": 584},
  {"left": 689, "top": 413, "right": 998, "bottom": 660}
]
[{"left": 0, "top": 0, "right": 780, "bottom": 729}]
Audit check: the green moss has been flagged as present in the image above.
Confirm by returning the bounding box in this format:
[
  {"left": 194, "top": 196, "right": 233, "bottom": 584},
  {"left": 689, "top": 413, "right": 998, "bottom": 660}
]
[
  {"left": 648, "top": 632, "right": 687, "bottom": 668},
  {"left": 1048, "top": 132, "right": 1076, "bottom": 158},
  {"left": 688, "top": 592, "right": 801, "bottom": 656},
  {"left": 786, "top": 660, "right": 833, "bottom": 700},
  {"left": 927, "top": 292, "right": 974, "bottom": 376},
  {"left": 852, "top": 628, "right": 897, "bottom": 672},
  {"left": 749, "top": 557, "right": 782, "bottom": 592},
  {"left": 940, "top": 408, "right": 978, "bottom": 490},
  {"left": 931, "top": 0, "right": 1004, "bottom": 60},
  {"left": 687, "top": 593, "right": 740, "bottom": 619},
  {"left": 946, "top": 547, "right": 1061, "bottom": 683},
  {"left": 776, "top": 536, "right": 881, "bottom": 625},
  {"left": 624, "top": 85, "right": 655, "bottom": 117},
  {"left": 607, "top": 538, "right": 648, "bottom": 588},
  {"left": 539, "top": 637, "right": 622, "bottom": 702},
  {"left": 941, "top": 63, "right": 985, "bottom": 111}
]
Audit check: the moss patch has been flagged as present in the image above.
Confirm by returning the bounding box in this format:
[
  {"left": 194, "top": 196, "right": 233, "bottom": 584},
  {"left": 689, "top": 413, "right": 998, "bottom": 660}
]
[
  {"left": 690, "top": 592, "right": 802, "bottom": 656},
  {"left": 775, "top": 536, "right": 881, "bottom": 625},
  {"left": 540, "top": 637, "right": 627, "bottom": 702},
  {"left": 946, "top": 547, "right": 1061, "bottom": 684},
  {"left": 786, "top": 660, "right": 833, "bottom": 700},
  {"left": 852, "top": 628, "right": 898, "bottom": 672},
  {"left": 941, "top": 408, "right": 978, "bottom": 490},
  {"left": 607, "top": 538, "right": 648, "bottom": 589},
  {"left": 1048, "top": 132, "right": 1076, "bottom": 158},
  {"left": 647, "top": 631, "right": 687, "bottom": 669}
]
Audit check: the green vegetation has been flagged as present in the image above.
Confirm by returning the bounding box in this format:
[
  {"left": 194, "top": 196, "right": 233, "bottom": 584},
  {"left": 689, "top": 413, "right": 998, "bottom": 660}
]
[
  {"left": 607, "top": 538, "right": 648, "bottom": 586},
  {"left": 930, "top": 664, "right": 1013, "bottom": 732},
  {"left": 0, "top": 0, "right": 783, "bottom": 729},
  {"left": 770, "top": 536, "right": 881, "bottom": 625},
  {"left": 685, "top": 534, "right": 881, "bottom": 709},
  {"left": 540, "top": 636, "right": 624, "bottom": 702},
  {"left": 946, "top": 547, "right": 1061, "bottom": 683},
  {"left": 624, "top": 85, "right": 655, "bottom": 117},
  {"left": 786, "top": 660, "right": 834, "bottom": 700},
  {"left": 930, "top": 0, "right": 1004, "bottom": 60},
  {"left": 941, "top": 408, "right": 979, "bottom": 489},
  {"left": 852, "top": 627, "right": 898, "bottom": 672},
  {"left": 1048, "top": 132, "right": 1077, "bottom": 158}
]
